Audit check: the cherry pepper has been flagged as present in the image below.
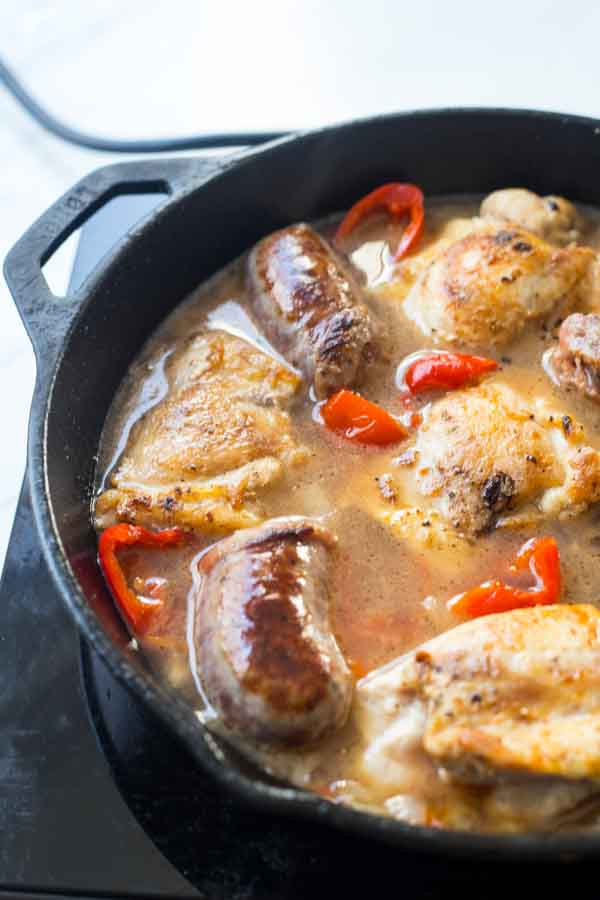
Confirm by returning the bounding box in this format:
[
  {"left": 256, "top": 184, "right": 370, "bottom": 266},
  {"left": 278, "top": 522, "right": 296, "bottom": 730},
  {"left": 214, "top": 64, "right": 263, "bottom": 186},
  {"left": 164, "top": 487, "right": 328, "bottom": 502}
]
[
  {"left": 335, "top": 183, "right": 424, "bottom": 260},
  {"left": 404, "top": 352, "right": 498, "bottom": 394},
  {"left": 98, "top": 523, "right": 185, "bottom": 633},
  {"left": 321, "top": 389, "right": 407, "bottom": 446},
  {"left": 448, "top": 536, "right": 561, "bottom": 618}
]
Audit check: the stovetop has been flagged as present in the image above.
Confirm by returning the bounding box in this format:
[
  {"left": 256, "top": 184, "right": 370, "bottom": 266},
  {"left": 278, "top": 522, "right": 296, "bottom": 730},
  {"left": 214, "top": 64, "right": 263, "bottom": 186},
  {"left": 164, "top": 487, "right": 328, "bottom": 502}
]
[{"left": 1, "top": 188, "right": 596, "bottom": 899}]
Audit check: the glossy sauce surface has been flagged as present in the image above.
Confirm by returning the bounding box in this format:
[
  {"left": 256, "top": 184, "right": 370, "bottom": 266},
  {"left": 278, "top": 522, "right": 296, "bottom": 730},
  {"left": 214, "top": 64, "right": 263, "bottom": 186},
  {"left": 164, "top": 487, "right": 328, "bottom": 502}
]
[{"left": 95, "top": 197, "right": 600, "bottom": 830}]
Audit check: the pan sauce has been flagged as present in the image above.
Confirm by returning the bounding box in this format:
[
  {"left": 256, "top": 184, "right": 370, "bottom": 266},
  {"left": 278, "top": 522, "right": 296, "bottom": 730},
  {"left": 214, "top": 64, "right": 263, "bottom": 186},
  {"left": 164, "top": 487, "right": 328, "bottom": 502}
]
[{"left": 95, "top": 196, "right": 600, "bottom": 833}]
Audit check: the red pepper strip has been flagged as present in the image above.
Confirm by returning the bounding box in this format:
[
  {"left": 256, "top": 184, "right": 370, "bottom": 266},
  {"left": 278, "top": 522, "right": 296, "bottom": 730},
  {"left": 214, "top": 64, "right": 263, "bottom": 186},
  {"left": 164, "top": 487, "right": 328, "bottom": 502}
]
[
  {"left": 335, "top": 183, "right": 424, "bottom": 260},
  {"left": 448, "top": 537, "right": 561, "bottom": 618},
  {"left": 98, "top": 524, "right": 185, "bottom": 633},
  {"left": 322, "top": 389, "right": 407, "bottom": 446},
  {"left": 405, "top": 352, "right": 498, "bottom": 394},
  {"left": 348, "top": 658, "right": 369, "bottom": 680}
]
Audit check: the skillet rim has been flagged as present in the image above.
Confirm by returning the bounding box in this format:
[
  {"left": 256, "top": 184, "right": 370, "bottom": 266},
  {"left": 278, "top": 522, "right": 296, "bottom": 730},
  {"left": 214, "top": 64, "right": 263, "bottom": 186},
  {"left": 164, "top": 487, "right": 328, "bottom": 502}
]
[{"left": 10, "top": 106, "right": 600, "bottom": 860}]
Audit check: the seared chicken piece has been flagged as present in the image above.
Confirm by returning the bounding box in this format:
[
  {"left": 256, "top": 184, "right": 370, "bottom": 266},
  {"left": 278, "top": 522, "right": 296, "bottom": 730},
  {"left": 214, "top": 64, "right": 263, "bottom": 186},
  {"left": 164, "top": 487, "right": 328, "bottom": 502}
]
[
  {"left": 545, "top": 312, "right": 600, "bottom": 402},
  {"left": 366, "top": 216, "right": 475, "bottom": 299},
  {"left": 377, "top": 507, "right": 473, "bottom": 569},
  {"left": 403, "top": 224, "right": 593, "bottom": 347},
  {"left": 357, "top": 605, "right": 600, "bottom": 830},
  {"left": 94, "top": 331, "right": 306, "bottom": 532},
  {"left": 414, "top": 383, "right": 600, "bottom": 534},
  {"left": 481, "top": 188, "right": 582, "bottom": 246},
  {"left": 248, "top": 223, "right": 379, "bottom": 398},
  {"left": 192, "top": 517, "right": 352, "bottom": 746}
]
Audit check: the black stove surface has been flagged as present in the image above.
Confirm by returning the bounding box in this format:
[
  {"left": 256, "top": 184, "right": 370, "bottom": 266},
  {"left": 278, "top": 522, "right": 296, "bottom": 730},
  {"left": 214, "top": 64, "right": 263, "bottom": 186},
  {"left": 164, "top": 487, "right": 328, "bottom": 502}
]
[{"left": 1, "top": 189, "right": 597, "bottom": 900}]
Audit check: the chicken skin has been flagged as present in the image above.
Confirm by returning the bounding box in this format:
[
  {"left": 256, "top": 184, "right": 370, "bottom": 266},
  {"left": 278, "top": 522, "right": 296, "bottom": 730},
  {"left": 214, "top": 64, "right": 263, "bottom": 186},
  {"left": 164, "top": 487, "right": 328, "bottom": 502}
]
[
  {"left": 403, "top": 224, "right": 593, "bottom": 347},
  {"left": 413, "top": 383, "right": 600, "bottom": 534},
  {"left": 357, "top": 605, "right": 600, "bottom": 830},
  {"left": 376, "top": 507, "right": 474, "bottom": 575},
  {"left": 94, "top": 330, "right": 306, "bottom": 532},
  {"left": 481, "top": 188, "right": 582, "bottom": 246}
]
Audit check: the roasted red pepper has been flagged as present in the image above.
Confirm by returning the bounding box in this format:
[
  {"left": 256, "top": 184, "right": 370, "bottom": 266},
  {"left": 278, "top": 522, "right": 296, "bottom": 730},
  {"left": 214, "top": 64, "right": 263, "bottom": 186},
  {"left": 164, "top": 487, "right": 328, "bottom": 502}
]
[
  {"left": 348, "top": 658, "right": 369, "bottom": 680},
  {"left": 98, "top": 524, "right": 185, "bottom": 633},
  {"left": 448, "top": 536, "right": 561, "bottom": 618},
  {"left": 404, "top": 352, "right": 498, "bottom": 394},
  {"left": 335, "top": 183, "right": 424, "bottom": 260},
  {"left": 321, "top": 389, "right": 407, "bottom": 446}
]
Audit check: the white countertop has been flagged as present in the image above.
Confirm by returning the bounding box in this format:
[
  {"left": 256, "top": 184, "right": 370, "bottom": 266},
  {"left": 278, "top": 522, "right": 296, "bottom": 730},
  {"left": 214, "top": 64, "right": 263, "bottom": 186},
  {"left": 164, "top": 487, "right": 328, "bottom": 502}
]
[{"left": 3, "top": 0, "right": 600, "bottom": 567}]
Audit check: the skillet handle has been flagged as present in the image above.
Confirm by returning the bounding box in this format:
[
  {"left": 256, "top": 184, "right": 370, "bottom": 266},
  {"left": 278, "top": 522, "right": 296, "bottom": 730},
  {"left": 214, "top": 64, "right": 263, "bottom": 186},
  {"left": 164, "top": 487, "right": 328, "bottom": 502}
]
[{"left": 3, "top": 156, "right": 227, "bottom": 365}]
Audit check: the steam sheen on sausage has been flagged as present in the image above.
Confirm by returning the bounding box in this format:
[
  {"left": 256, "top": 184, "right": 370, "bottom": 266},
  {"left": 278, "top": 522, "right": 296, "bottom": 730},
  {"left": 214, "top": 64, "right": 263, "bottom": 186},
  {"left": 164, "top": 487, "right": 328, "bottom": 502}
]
[
  {"left": 247, "top": 224, "right": 379, "bottom": 398},
  {"left": 192, "top": 517, "right": 352, "bottom": 746}
]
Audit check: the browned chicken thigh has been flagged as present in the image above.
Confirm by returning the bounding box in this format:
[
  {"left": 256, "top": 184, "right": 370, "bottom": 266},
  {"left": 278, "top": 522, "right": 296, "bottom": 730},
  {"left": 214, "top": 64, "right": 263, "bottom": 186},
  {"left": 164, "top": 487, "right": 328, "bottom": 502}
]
[
  {"left": 403, "top": 224, "right": 593, "bottom": 347},
  {"left": 248, "top": 223, "right": 380, "bottom": 398},
  {"left": 94, "top": 330, "right": 306, "bottom": 532},
  {"left": 480, "top": 188, "right": 582, "bottom": 245},
  {"left": 413, "top": 383, "right": 600, "bottom": 534},
  {"left": 357, "top": 605, "right": 600, "bottom": 830}
]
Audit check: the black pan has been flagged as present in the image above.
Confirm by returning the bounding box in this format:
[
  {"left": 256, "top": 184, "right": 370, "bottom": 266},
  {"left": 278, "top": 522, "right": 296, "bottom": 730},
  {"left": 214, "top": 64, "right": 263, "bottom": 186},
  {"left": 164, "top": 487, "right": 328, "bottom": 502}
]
[{"left": 6, "top": 108, "right": 600, "bottom": 861}]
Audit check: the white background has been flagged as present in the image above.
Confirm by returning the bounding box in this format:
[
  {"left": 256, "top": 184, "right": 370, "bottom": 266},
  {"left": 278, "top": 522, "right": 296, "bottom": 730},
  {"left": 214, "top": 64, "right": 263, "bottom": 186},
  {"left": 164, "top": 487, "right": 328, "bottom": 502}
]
[{"left": 2, "top": 0, "right": 600, "bottom": 567}]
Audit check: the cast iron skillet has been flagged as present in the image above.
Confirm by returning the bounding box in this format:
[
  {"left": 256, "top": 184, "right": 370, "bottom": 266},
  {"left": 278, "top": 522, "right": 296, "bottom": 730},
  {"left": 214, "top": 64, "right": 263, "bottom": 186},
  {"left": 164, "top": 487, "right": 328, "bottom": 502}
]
[{"left": 6, "top": 109, "right": 600, "bottom": 861}]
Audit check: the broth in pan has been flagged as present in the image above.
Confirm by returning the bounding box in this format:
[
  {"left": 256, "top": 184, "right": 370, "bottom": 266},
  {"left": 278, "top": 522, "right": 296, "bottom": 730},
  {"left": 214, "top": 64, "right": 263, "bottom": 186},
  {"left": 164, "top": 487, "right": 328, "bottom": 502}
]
[{"left": 94, "top": 188, "right": 600, "bottom": 833}]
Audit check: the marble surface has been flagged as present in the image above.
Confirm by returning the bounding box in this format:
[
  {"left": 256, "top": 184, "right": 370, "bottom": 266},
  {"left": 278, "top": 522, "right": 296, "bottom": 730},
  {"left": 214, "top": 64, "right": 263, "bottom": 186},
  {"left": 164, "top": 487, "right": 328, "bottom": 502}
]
[{"left": 3, "top": 0, "right": 600, "bottom": 567}]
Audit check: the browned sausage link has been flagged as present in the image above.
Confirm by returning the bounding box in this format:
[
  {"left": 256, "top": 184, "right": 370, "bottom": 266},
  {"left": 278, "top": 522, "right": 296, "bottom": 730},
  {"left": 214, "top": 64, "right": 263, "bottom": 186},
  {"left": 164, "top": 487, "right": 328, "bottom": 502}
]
[
  {"left": 193, "top": 517, "right": 352, "bottom": 746},
  {"left": 548, "top": 313, "right": 600, "bottom": 401},
  {"left": 247, "top": 223, "right": 379, "bottom": 399}
]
